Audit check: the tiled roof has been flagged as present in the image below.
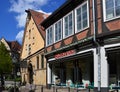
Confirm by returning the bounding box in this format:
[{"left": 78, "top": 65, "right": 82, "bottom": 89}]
[
  {"left": 7, "top": 41, "right": 21, "bottom": 52},
  {"left": 28, "top": 9, "right": 49, "bottom": 40}
]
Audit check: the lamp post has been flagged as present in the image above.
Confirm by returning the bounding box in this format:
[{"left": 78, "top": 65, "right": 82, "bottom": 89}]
[
  {"left": 12, "top": 56, "right": 17, "bottom": 92},
  {"left": 13, "top": 61, "right": 16, "bottom": 92}
]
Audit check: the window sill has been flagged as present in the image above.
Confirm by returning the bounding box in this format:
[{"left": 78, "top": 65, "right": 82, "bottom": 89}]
[
  {"left": 75, "top": 26, "right": 89, "bottom": 34},
  {"left": 104, "top": 16, "right": 120, "bottom": 22}
]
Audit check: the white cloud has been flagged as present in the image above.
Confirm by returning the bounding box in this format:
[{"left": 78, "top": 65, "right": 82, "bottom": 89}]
[
  {"left": 15, "top": 13, "right": 27, "bottom": 28},
  {"left": 9, "top": 0, "right": 48, "bottom": 13},
  {"left": 9, "top": 0, "right": 50, "bottom": 28},
  {"left": 15, "top": 30, "right": 24, "bottom": 43},
  {"left": 9, "top": 0, "right": 51, "bottom": 43}
]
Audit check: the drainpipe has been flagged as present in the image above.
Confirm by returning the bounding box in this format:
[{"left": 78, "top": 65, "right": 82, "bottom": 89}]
[{"left": 92, "top": 0, "right": 101, "bottom": 92}]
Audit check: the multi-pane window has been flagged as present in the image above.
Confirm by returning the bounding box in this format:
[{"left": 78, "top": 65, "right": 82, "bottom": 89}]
[
  {"left": 64, "top": 12, "right": 73, "bottom": 38},
  {"left": 104, "top": 0, "right": 120, "bottom": 20},
  {"left": 55, "top": 20, "right": 62, "bottom": 42},
  {"left": 45, "top": 1, "right": 89, "bottom": 46},
  {"left": 76, "top": 2, "right": 88, "bottom": 32},
  {"left": 46, "top": 27, "right": 53, "bottom": 46}
]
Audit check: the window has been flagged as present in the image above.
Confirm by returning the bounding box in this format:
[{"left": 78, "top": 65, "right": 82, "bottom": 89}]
[
  {"left": 46, "top": 26, "right": 54, "bottom": 46},
  {"left": 75, "top": 1, "right": 89, "bottom": 32},
  {"left": 29, "top": 29, "right": 31, "bottom": 39},
  {"left": 55, "top": 20, "right": 62, "bottom": 42},
  {"left": 36, "top": 56, "right": 39, "bottom": 69},
  {"left": 64, "top": 12, "right": 73, "bottom": 38},
  {"left": 104, "top": 0, "right": 120, "bottom": 20},
  {"left": 28, "top": 44, "right": 31, "bottom": 55},
  {"left": 41, "top": 54, "right": 44, "bottom": 68}
]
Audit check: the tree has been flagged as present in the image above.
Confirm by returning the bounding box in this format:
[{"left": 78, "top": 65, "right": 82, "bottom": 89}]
[{"left": 0, "top": 42, "right": 12, "bottom": 88}]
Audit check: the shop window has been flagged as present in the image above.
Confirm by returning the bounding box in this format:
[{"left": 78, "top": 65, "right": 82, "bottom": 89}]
[
  {"left": 63, "top": 12, "right": 74, "bottom": 38},
  {"left": 103, "top": 0, "right": 120, "bottom": 21},
  {"left": 46, "top": 26, "right": 54, "bottom": 46},
  {"left": 75, "top": 1, "right": 89, "bottom": 32},
  {"left": 55, "top": 20, "right": 62, "bottom": 42}
]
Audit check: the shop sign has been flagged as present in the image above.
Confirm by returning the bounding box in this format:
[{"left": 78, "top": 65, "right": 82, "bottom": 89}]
[{"left": 55, "top": 50, "right": 75, "bottom": 59}]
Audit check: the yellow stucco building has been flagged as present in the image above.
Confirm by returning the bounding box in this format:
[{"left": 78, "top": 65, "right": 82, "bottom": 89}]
[{"left": 20, "top": 9, "right": 48, "bottom": 85}]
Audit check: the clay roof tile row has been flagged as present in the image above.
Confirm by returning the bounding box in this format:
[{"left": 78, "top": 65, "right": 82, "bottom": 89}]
[{"left": 7, "top": 40, "right": 21, "bottom": 52}]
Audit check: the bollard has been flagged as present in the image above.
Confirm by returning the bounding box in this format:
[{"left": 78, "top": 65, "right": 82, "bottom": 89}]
[
  {"left": 53, "top": 86, "right": 55, "bottom": 92},
  {"left": 56, "top": 88, "right": 57, "bottom": 92},
  {"left": 89, "top": 88, "right": 90, "bottom": 92},
  {"left": 76, "top": 89, "right": 78, "bottom": 92},
  {"left": 68, "top": 87, "right": 70, "bottom": 92},
  {"left": 117, "top": 89, "right": 118, "bottom": 92},
  {"left": 76, "top": 87, "right": 78, "bottom": 92},
  {"left": 41, "top": 85, "right": 43, "bottom": 92}
]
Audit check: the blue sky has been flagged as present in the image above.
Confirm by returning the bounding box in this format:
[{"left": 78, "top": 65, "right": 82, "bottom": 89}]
[{"left": 0, "top": 0, "right": 66, "bottom": 44}]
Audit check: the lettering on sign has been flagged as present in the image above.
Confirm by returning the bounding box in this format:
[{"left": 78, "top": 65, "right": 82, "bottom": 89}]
[{"left": 55, "top": 50, "right": 75, "bottom": 59}]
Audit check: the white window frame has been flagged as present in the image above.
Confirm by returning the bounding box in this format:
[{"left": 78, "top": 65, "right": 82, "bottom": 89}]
[
  {"left": 75, "top": 1, "right": 89, "bottom": 33},
  {"left": 54, "top": 19, "right": 62, "bottom": 42},
  {"left": 103, "top": 0, "right": 120, "bottom": 21},
  {"left": 46, "top": 25, "right": 54, "bottom": 46},
  {"left": 63, "top": 11, "right": 74, "bottom": 38}
]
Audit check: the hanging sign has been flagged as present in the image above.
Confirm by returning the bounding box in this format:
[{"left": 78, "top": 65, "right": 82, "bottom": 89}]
[{"left": 55, "top": 50, "right": 75, "bottom": 59}]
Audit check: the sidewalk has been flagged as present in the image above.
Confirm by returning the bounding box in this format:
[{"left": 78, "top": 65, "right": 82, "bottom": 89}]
[
  {"left": 19, "top": 83, "right": 35, "bottom": 92},
  {"left": 2, "top": 85, "right": 94, "bottom": 92}
]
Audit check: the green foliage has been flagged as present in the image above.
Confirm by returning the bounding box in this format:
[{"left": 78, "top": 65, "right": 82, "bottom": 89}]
[
  {"left": 6, "top": 76, "right": 21, "bottom": 82},
  {"left": 0, "top": 42, "right": 13, "bottom": 74}
]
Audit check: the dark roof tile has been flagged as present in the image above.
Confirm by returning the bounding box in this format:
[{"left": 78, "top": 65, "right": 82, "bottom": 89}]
[{"left": 7, "top": 41, "right": 21, "bottom": 52}]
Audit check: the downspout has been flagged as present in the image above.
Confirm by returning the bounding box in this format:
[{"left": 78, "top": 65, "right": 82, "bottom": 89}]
[{"left": 92, "top": 0, "right": 101, "bottom": 92}]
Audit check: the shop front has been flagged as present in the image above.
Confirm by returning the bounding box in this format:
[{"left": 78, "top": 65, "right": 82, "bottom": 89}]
[
  {"left": 106, "top": 45, "right": 120, "bottom": 89},
  {"left": 47, "top": 49, "right": 94, "bottom": 89}
]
